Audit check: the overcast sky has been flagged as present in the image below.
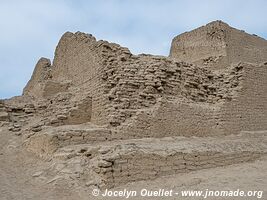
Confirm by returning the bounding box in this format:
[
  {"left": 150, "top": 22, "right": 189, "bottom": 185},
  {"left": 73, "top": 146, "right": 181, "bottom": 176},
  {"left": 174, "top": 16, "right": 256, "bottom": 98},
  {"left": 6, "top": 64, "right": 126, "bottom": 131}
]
[{"left": 0, "top": 0, "right": 267, "bottom": 99}]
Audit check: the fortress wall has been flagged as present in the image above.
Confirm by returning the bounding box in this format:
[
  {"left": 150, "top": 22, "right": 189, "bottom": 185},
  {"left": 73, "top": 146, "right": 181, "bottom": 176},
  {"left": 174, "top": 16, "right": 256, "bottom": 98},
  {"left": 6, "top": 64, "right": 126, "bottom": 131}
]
[
  {"left": 23, "top": 58, "right": 52, "bottom": 97},
  {"left": 50, "top": 32, "right": 134, "bottom": 125},
  {"left": 114, "top": 64, "right": 244, "bottom": 138},
  {"left": 99, "top": 150, "right": 262, "bottom": 188},
  {"left": 170, "top": 21, "right": 267, "bottom": 69},
  {"left": 220, "top": 63, "right": 267, "bottom": 134},
  {"left": 23, "top": 25, "right": 267, "bottom": 133},
  {"left": 115, "top": 100, "right": 223, "bottom": 139},
  {"left": 103, "top": 55, "right": 225, "bottom": 128},
  {"left": 52, "top": 32, "right": 103, "bottom": 85},
  {"left": 105, "top": 60, "right": 241, "bottom": 138},
  {"left": 103, "top": 56, "right": 183, "bottom": 127},
  {"left": 169, "top": 21, "right": 228, "bottom": 69},
  {"left": 226, "top": 28, "right": 267, "bottom": 66},
  {"left": 50, "top": 32, "right": 110, "bottom": 125}
]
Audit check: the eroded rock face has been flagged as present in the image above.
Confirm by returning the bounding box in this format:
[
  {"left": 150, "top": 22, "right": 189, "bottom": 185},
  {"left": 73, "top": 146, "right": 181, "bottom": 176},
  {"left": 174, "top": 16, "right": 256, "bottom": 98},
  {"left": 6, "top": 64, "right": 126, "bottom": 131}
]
[{"left": 1, "top": 21, "right": 267, "bottom": 189}]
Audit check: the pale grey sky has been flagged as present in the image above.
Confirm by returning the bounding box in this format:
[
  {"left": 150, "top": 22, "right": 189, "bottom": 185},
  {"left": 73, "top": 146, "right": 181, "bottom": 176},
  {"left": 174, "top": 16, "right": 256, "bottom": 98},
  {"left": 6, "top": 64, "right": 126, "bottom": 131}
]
[{"left": 0, "top": 0, "right": 267, "bottom": 99}]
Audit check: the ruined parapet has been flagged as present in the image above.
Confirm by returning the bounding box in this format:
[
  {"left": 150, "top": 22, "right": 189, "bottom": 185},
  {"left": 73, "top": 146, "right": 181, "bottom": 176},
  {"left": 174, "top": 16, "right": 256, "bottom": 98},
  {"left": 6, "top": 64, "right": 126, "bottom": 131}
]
[
  {"left": 23, "top": 57, "right": 53, "bottom": 98},
  {"left": 52, "top": 32, "right": 100, "bottom": 83},
  {"left": 169, "top": 20, "right": 267, "bottom": 69},
  {"left": 21, "top": 22, "right": 267, "bottom": 135},
  {"left": 49, "top": 32, "right": 132, "bottom": 125}
]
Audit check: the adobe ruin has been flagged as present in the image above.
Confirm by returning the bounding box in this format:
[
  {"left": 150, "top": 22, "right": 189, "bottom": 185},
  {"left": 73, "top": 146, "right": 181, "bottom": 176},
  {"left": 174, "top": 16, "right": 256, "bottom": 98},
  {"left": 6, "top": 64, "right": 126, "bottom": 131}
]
[{"left": 1, "top": 20, "right": 266, "bottom": 189}]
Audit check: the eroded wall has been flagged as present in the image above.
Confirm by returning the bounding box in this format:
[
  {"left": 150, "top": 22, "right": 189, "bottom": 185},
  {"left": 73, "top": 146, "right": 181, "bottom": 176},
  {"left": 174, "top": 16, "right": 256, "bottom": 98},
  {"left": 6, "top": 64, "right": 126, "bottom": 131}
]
[
  {"left": 169, "top": 20, "right": 267, "bottom": 69},
  {"left": 44, "top": 32, "right": 132, "bottom": 125},
  {"left": 23, "top": 58, "right": 52, "bottom": 97},
  {"left": 23, "top": 26, "right": 267, "bottom": 136},
  {"left": 220, "top": 63, "right": 267, "bottom": 134},
  {"left": 169, "top": 21, "right": 228, "bottom": 69}
]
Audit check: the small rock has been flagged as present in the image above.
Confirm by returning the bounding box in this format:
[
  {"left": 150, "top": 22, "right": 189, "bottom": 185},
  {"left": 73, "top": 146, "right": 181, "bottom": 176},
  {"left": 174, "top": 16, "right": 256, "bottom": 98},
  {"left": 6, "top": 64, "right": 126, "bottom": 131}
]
[
  {"left": 32, "top": 171, "right": 43, "bottom": 177},
  {"left": 0, "top": 112, "right": 9, "bottom": 121},
  {"left": 32, "top": 126, "right": 42, "bottom": 132},
  {"left": 98, "top": 160, "right": 112, "bottom": 168},
  {"left": 15, "top": 131, "right": 22, "bottom": 136},
  {"left": 46, "top": 175, "right": 63, "bottom": 184},
  {"left": 98, "top": 147, "right": 111, "bottom": 155},
  {"left": 13, "top": 124, "right": 21, "bottom": 128},
  {"left": 50, "top": 118, "right": 59, "bottom": 124},
  {"left": 57, "top": 115, "right": 67, "bottom": 120},
  {"left": 24, "top": 108, "right": 35, "bottom": 114},
  {"left": 85, "top": 181, "right": 95, "bottom": 187}
]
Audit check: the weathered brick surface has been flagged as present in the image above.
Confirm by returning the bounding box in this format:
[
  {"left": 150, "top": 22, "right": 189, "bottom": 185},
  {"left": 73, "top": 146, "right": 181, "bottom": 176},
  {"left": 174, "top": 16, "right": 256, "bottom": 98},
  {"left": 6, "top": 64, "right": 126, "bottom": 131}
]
[
  {"left": 48, "top": 132, "right": 267, "bottom": 188},
  {"left": 170, "top": 20, "right": 267, "bottom": 69},
  {"left": 220, "top": 63, "right": 267, "bottom": 134},
  {"left": 7, "top": 21, "right": 266, "bottom": 189},
  {"left": 20, "top": 24, "right": 267, "bottom": 138}
]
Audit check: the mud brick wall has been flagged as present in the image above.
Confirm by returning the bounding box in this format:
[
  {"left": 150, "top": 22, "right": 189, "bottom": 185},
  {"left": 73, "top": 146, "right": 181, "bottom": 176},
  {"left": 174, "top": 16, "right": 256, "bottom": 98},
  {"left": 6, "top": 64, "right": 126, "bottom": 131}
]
[
  {"left": 116, "top": 101, "right": 224, "bottom": 138},
  {"left": 96, "top": 149, "right": 262, "bottom": 188},
  {"left": 51, "top": 32, "right": 107, "bottom": 125},
  {"left": 116, "top": 62, "right": 267, "bottom": 137},
  {"left": 170, "top": 20, "right": 267, "bottom": 69},
  {"left": 112, "top": 63, "right": 243, "bottom": 138},
  {"left": 220, "top": 63, "right": 267, "bottom": 134},
  {"left": 226, "top": 28, "right": 267, "bottom": 66},
  {"left": 169, "top": 21, "right": 228, "bottom": 69},
  {"left": 103, "top": 54, "right": 239, "bottom": 128},
  {"left": 50, "top": 32, "right": 133, "bottom": 125},
  {"left": 23, "top": 29, "right": 267, "bottom": 136},
  {"left": 23, "top": 58, "right": 52, "bottom": 97},
  {"left": 39, "top": 31, "right": 241, "bottom": 128}
]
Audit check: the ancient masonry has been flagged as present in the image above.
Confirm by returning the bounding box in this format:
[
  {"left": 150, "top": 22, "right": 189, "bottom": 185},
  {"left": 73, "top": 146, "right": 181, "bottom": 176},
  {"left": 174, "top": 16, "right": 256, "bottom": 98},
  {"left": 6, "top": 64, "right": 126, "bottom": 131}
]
[{"left": 1, "top": 20, "right": 267, "bottom": 188}]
